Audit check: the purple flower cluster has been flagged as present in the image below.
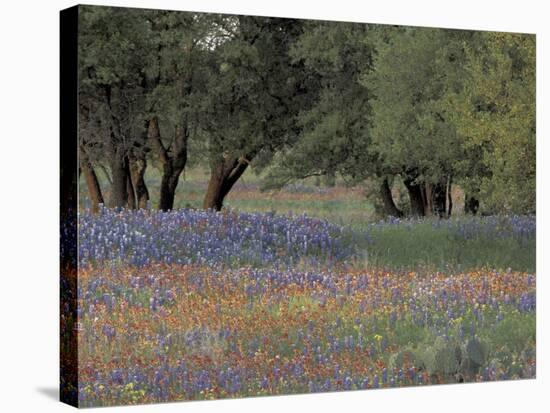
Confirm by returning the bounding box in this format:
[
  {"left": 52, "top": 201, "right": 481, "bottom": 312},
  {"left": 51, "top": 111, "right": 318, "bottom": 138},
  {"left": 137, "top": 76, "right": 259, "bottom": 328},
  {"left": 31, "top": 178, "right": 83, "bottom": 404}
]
[
  {"left": 448, "top": 215, "right": 536, "bottom": 241},
  {"left": 78, "top": 207, "right": 354, "bottom": 268}
]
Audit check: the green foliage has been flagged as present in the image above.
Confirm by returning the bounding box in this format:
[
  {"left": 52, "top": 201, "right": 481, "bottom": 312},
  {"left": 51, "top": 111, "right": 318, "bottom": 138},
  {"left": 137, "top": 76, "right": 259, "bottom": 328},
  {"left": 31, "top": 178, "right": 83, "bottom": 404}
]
[
  {"left": 391, "top": 318, "right": 430, "bottom": 347},
  {"left": 444, "top": 32, "right": 536, "bottom": 213},
  {"left": 79, "top": 7, "right": 155, "bottom": 89},
  {"left": 412, "top": 336, "right": 492, "bottom": 380},
  {"left": 364, "top": 28, "right": 472, "bottom": 186},
  {"left": 266, "top": 25, "right": 535, "bottom": 216},
  {"left": 78, "top": 6, "right": 157, "bottom": 160},
  {"left": 199, "top": 16, "right": 306, "bottom": 168},
  {"left": 465, "top": 337, "right": 488, "bottom": 366},
  {"left": 262, "top": 21, "right": 373, "bottom": 190},
  {"left": 418, "top": 337, "right": 462, "bottom": 377},
  {"left": 490, "top": 311, "right": 536, "bottom": 353},
  {"left": 145, "top": 11, "right": 214, "bottom": 157},
  {"left": 77, "top": 5, "right": 535, "bottom": 216}
]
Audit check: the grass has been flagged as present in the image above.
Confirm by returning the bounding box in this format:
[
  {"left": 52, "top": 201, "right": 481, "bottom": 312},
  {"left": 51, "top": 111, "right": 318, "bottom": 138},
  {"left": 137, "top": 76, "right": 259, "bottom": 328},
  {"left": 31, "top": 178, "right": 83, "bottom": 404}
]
[
  {"left": 80, "top": 165, "right": 376, "bottom": 225},
  {"left": 349, "top": 220, "right": 535, "bottom": 273}
]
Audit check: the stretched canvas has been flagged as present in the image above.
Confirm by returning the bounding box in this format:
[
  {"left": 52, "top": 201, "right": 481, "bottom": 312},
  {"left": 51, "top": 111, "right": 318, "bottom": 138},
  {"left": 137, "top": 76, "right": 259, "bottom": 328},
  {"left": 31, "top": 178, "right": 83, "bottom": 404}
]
[{"left": 60, "top": 4, "right": 536, "bottom": 408}]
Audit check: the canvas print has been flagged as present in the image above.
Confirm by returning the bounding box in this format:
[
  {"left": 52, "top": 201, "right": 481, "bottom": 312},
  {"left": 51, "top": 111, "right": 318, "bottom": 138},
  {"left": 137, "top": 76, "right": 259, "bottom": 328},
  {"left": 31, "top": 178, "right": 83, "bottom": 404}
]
[{"left": 60, "top": 4, "right": 536, "bottom": 408}]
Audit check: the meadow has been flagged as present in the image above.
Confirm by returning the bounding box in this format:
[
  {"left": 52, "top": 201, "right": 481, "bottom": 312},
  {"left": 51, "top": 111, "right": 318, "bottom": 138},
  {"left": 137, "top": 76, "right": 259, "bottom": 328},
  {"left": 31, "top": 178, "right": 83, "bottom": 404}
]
[
  {"left": 66, "top": 10, "right": 536, "bottom": 407},
  {"left": 70, "top": 171, "right": 536, "bottom": 407}
]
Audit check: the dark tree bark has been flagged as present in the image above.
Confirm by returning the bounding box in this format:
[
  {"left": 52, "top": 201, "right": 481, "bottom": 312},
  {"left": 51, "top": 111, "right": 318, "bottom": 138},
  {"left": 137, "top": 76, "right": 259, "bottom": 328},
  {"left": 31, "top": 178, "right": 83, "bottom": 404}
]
[
  {"left": 203, "top": 155, "right": 250, "bottom": 211},
  {"left": 432, "top": 181, "right": 447, "bottom": 218},
  {"left": 159, "top": 166, "right": 178, "bottom": 211},
  {"left": 102, "top": 83, "right": 130, "bottom": 210},
  {"left": 148, "top": 118, "right": 188, "bottom": 211},
  {"left": 446, "top": 176, "right": 453, "bottom": 217},
  {"left": 403, "top": 176, "right": 425, "bottom": 217},
  {"left": 80, "top": 145, "right": 104, "bottom": 214},
  {"left": 109, "top": 155, "right": 128, "bottom": 209},
  {"left": 379, "top": 178, "right": 403, "bottom": 217},
  {"left": 402, "top": 174, "right": 450, "bottom": 218},
  {"left": 464, "top": 194, "right": 480, "bottom": 215},
  {"left": 129, "top": 156, "right": 149, "bottom": 209}
]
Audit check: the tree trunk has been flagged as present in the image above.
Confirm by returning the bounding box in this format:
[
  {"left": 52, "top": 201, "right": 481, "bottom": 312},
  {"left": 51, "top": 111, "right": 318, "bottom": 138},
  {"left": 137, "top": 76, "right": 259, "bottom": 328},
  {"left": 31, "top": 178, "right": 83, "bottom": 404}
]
[
  {"left": 158, "top": 163, "right": 182, "bottom": 211},
  {"left": 99, "top": 163, "right": 113, "bottom": 186},
  {"left": 80, "top": 146, "right": 104, "bottom": 214},
  {"left": 446, "top": 176, "right": 453, "bottom": 217},
  {"left": 379, "top": 178, "right": 403, "bottom": 217},
  {"left": 432, "top": 181, "right": 447, "bottom": 218},
  {"left": 148, "top": 119, "right": 188, "bottom": 211},
  {"left": 203, "top": 163, "right": 225, "bottom": 211},
  {"left": 129, "top": 156, "right": 149, "bottom": 209},
  {"left": 464, "top": 194, "right": 479, "bottom": 215},
  {"left": 403, "top": 177, "right": 425, "bottom": 217},
  {"left": 126, "top": 172, "right": 136, "bottom": 209},
  {"left": 203, "top": 155, "right": 249, "bottom": 211},
  {"left": 109, "top": 156, "right": 128, "bottom": 209},
  {"left": 422, "top": 183, "right": 433, "bottom": 216}
]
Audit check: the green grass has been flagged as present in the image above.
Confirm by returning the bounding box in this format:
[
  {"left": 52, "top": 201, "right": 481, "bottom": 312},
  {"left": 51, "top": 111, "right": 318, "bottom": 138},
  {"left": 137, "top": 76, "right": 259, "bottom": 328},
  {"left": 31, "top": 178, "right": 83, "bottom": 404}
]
[
  {"left": 79, "top": 165, "right": 376, "bottom": 225},
  {"left": 348, "top": 220, "right": 535, "bottom": 273},
  {"left": 224, "top": 198, "right": 374, "bottom": 224}
]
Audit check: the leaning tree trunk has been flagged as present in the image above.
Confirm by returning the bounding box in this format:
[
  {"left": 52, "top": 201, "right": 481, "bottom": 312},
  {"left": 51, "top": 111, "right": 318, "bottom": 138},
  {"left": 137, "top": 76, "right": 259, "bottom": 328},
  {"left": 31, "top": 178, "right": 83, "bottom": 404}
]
[
  {"left": 203, "top": 155, "right": 250, "bottom": 211},
  {"left": 129, "top": 156, "right": 149, "bottom": 209},
  {"left": 379, "top": 178, "right": 403, "bottom": 217},
  {"left": 403, "top": 177, "right": 425, "bottom": 217},
  {"left": 80, "top": 146, "right": 104, "bottom": 214},
  {"left": 203, "top": 164, "right": 226, "bottom": 211},
  {"left": 99, "top": 163, "right": 113, "bottom": 186}
]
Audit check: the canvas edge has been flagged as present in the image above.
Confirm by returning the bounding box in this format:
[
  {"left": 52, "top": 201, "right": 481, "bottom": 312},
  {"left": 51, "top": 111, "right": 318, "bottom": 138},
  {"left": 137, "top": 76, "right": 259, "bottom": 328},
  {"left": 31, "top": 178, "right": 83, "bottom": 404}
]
[{"left": 60, "top": 4, "right": 79, "bottom": 408}]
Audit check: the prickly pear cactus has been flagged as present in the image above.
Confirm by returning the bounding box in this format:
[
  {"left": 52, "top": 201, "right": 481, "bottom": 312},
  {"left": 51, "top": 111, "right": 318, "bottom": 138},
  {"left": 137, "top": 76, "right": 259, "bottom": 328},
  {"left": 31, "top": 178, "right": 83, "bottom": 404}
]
[
  {"left": 416, "top": 337, "right": 461, "bottom": 378},
  {"left": 461, "top": 337, "right": 488, "bottom": 377},
  {"left": 433, "top": 338, "right": 461, "bottom": 376},
  {"left": 465, "top": 337, "right": 488, "bottom": 366}
]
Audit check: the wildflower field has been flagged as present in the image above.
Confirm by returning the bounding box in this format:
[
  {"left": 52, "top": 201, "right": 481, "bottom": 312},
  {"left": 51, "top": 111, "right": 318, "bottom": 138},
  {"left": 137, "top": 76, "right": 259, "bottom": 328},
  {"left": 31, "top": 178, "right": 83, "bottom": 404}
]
[
  {"left": 66, "top": 205, "right": 536, "bottom": 407},
  {"left": 64, "top": 6, "right": 536, "bottom": 407}
]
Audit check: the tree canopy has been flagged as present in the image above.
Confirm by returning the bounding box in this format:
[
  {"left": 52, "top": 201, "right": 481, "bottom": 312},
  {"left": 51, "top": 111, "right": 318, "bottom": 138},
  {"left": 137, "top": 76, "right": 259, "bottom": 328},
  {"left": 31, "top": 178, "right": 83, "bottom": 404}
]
[{"left": 77, "top": 5, "right": 536, "bottom": 216}]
